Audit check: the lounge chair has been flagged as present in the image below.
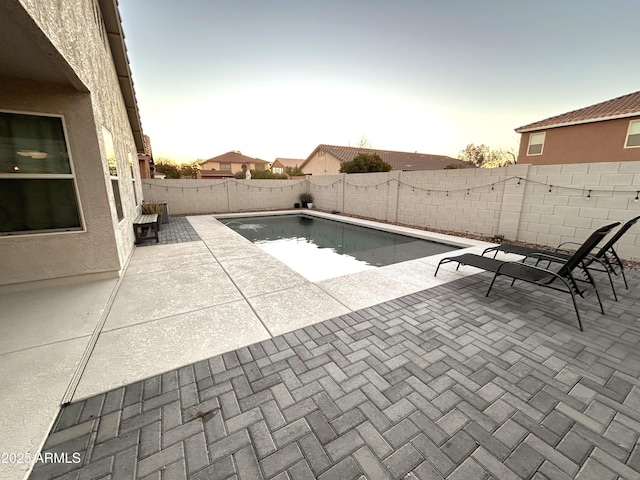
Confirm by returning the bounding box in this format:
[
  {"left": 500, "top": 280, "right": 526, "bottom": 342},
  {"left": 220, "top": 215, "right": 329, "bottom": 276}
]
[
  {"left": 434, "top": 222, "right": 620, "bottom": 331},
  {"left": 547, "top": 215, "right": 639, "bottom": 292},
  {"left": 483, "top": 216, "right": 639, "bottom": 299}
]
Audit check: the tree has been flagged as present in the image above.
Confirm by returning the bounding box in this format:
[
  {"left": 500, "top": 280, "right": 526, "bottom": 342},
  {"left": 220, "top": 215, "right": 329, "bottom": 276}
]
[
  {"left": 285, "top": 166, "right": 305, "bottom": 177},
  {"left": 356, "top": 135, "right": 373, "bottom": 148},
  {"left": 179, "top": 161, "right": 200, "bottom": 179},
  {"left": 458, "top": 144, "right": 516, "bottom": 168},
  {"left": 234, "top": 169, "right": 288, "bottom": 179},
  {"left": 154, "top": 158, "right": 181, "bottom": 178},
  {"left": 339, "top": 153, "right": 392, "bottom": 173},
  {"left": 154, "top": 158, "right": 200, "bottom": 178}
]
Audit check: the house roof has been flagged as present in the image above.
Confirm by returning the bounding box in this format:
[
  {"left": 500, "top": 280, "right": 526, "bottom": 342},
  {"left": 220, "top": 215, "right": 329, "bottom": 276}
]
[
  {"left": 516, "top": 90, "right": 640, "bottom": 133},
  {"left": 302, "top": 145, "right": 470, "bottom": 171},
  {"left": 274, "top": 158, "right": 304, "bottom": 168},
  {"left": 99, "top": 0, "right": 145, "bottom": 153},
  {"left": 201, "top": 151, "right": 269, "bottom": 165}
]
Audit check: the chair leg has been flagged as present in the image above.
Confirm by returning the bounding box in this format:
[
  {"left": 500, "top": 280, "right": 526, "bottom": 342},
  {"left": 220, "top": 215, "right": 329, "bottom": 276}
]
[
  {"left": 620, "top": 266, "right": 629, "bottom": 290},
  {"left": 583, "top": 268, "right": 605, "bottom": 315},
  {"left": 609, "top": 249, "right": 628, "bottom": 290},
  {"left": 606, "top": 269, "right": 618, "bottom": 302},
  {"left": 558, "top": 277, "right": 584, "bottom": 331},
  {"left": 590, "top": 258, "right": 618, "bottom": 301},
  {"left": 568, "top": 287, "right": 584, "bottom": 331},
  {"left": 434, "top": 259, "right": 455, "bottom": 277},
  {"left": 434, "top": 260, "right": 443, "bottom": 277},
  {"left": 486, "top": 272, "right": 500, "bottom": 297}
]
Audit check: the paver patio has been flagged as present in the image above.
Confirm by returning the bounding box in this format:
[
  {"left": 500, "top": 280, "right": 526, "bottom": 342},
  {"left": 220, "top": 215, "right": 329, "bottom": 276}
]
[{"left": 28, "top": 259, "right": 640, "bottom": 479}]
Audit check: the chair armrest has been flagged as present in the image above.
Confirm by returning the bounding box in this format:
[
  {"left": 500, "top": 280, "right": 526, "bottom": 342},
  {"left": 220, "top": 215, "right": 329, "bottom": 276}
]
[
  {"left": 556, "top": 241, "right": 580, "bottom": 249},
  {"left": 523, "top": 252, "right": 566, "bottom": 263}
]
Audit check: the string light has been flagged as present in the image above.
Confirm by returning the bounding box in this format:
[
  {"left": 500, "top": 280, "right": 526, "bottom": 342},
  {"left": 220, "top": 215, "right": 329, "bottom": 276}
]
[{"left": 142, "top": 175, "right": 637, "bottom": 202}]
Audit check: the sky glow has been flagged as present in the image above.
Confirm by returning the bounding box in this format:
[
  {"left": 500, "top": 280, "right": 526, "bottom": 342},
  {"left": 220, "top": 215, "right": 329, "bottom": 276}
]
[{"left": 119, "top": 1, "right": 640, "bottom": 163}]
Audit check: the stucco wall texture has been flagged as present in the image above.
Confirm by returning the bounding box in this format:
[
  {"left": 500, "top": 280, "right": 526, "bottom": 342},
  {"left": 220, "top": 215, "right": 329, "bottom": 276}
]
[
  {"left": 1, "top": 1, "right": 142, "bottom": 285},
  {"left": 518, "top": 117, "right": 640, "bottom": 165},
  {"left": 303, "top": 152, "right": 343, "bottom": 176},
  {"left": 145, "top": 161, "right": 640, "bottom": 261}
]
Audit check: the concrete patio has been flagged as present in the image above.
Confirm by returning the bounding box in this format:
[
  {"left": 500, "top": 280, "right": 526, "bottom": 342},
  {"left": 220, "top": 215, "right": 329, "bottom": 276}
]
[{"left": 1, "top": 214, "right": 639, "bottom": 479}]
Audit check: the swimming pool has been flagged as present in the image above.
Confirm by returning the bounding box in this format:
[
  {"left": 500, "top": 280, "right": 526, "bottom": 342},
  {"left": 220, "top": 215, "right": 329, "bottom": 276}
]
[{"left": 221, "top": 214, "right": 460, "bottom": 281}]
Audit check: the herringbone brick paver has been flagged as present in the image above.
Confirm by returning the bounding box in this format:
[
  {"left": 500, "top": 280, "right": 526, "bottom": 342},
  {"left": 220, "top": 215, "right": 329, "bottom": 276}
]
[{"left": 30, "top": 270, "right": 640, "bottom": 479}]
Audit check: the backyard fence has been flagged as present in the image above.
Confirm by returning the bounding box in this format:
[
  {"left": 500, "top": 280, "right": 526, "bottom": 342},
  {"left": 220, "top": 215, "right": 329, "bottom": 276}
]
[{"left": 143, "top": 161, "right": 640, "bottom": 261}]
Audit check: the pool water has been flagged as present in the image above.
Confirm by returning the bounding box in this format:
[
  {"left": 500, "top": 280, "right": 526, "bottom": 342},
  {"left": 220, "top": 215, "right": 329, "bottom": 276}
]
[{"left": 221, "top": 215, "right": 460, "bottom": 281}]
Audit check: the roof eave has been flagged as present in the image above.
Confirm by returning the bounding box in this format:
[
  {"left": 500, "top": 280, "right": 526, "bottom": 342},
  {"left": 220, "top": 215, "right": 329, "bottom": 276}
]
[
  {"left": 515, "top": 111, "right": 640, "bottom": 133},
  {"left": 98, "top": 0, "right": 145, "bottom": 154}
]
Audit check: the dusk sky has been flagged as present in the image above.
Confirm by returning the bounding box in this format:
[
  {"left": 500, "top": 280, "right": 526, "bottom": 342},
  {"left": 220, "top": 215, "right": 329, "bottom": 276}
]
[{"left": 119, "top": 1, "right": 640, "bottom": 164}]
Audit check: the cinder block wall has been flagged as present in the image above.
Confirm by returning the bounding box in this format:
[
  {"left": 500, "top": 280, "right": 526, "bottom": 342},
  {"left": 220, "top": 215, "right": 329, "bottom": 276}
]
[
  {"left": 143, "top": 161, "right": 640, "bottom": 260},
  {"left": 143, "top": 179, "right": 307, "bottom": 215}
]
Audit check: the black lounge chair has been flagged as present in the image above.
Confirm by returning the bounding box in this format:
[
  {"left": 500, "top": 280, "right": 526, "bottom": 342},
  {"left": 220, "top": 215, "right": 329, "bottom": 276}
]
[
  {"left": 434, "top": 222, "right": 620, "bottom": 331},
  {"left": 548, "top": 215, "right": 639, "bottom": 292},
  {"left": 483, "top": 216, "right": 639, "bottom": 299}
]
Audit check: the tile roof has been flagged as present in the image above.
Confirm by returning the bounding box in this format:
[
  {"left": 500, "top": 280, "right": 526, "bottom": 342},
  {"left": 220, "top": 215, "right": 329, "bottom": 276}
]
[
  {"left": 274, "top": 158, "right": 304, "bottom": 168},
  {"left": 201, "top": 151, "right": 269, "bottom": 165},
  {"left": 516, "top": 90, "right": 640, "bottom": 132},
  {"left": 303, "top": 145, "right": 470, "bottom": 171}
]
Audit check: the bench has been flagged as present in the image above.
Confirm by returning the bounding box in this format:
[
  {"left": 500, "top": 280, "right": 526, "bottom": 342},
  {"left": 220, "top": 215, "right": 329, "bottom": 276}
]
[{"left": 133, "top": 214, "right": 159, "bottom": 245}]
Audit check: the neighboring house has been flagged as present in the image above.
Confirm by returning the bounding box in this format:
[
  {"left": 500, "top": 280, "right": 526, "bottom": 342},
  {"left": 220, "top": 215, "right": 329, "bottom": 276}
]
[
  {"left": 138, "top": 134, "right": 155, "bottom": 179},
  {"left": 301, "top": 145, "right": 469, "bottom": 175},
  {"left": 515, "top": 90, "right": 640, "bottom": 165},
  {"left": 272, "top": 157, "right": 304, "bottom": 174},
  {"left": 0, "top": 0, "right": 145, "bottom": 286},
  {"left": 198, "top": 151, "right": 269, "bottom": 179}
]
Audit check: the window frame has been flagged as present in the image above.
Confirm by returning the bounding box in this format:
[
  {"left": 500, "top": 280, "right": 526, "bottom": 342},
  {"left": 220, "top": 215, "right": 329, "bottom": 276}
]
[
  {"left": 128, "top": 152, "right": 138, "bottom": 206},
  {"left": 102, "top": 126, "right": 125, "bottom": 222},
  {"left": 527, "top": 132, "right": 546, "bottom": 156},
  {"left": 624, "top": 119, "right": 640, "bottom": 149},
  {"left": 0, "top": 109, "right": 86, "bottom": 237}
]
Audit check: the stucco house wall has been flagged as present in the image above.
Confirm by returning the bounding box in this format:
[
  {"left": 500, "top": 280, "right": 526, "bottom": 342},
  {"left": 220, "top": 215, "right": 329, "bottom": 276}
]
[
  {"left": 302, "top": 151, "right": 342, "bottom": 175},
  {"left": 200, "top": 160, "right": 266, "bottom": 174},
  {"left": 0, "top": 0, "right": 143, "bottom": 285},
  {"left": 518, "top": 117, "right": 640, "bottom": 165}
]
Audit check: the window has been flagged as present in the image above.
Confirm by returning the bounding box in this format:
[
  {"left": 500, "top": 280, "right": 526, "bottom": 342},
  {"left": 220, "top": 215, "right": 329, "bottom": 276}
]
[
  {"left": 527, "top": 132, "right": 546, "bottom": 155},
  {"left": 220, "top": 163, "right": 231, "bottom": 171},
  {"left": 129, "top": 152, "right": 138, "bottom": 206},
  {"left": 625, "top": 120, "right": 640, "bottom": 148},
  {"left": 102, "top": 127, "right": 124, "bottom": 221},
  {"left": 0, "top": 111, "right": 82, "bottom": 235},
  {"left": 273, "top": 167, "right": 283, "bottom": 174}
]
